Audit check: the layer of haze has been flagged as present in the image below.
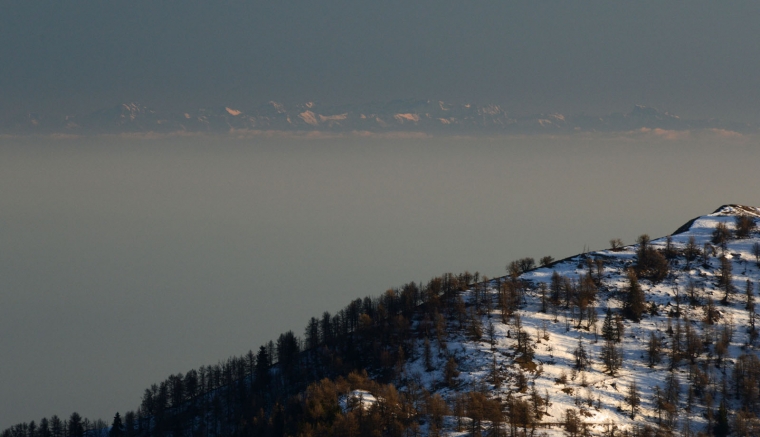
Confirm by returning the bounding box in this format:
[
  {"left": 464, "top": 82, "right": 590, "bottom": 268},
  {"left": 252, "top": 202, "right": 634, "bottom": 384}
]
[
  {"left": 1, "top": 134, "right": 759, "bottom": 426},
  {"left": 2, "top": 2, "right": 760, "bottom": 121}
]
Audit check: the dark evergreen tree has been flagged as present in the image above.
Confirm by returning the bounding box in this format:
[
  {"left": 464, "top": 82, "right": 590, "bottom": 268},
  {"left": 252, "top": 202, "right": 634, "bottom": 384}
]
[
  {"left": 37, "top": 419, "right": 50, "bottom": 437},
  {"left": 623, "top": 270, "right": 646, "bottom": 322},
  {"left": 600, "top": 340, "right": 622, "bottom": 375},
  {"left": 714, "top": 399, "right": 730, "bottom": 437},
  {"left": 123, "top": 412, "right": 136, "bottom": 437},
  {"left": 601, "top": 308, "right": 617, "bottom": 342},
  {"left": 49, "top": 416, "right": 63, "bottom": 437},
  {"left": 108, "top": 413, "right": 124, "bottom": 437},
  {"left": 67, "top": 413, "right": 84, "bottom": 437},
  {"left": 254, "top": 345, "right": 271, "bottom": 393},
  {"left": 573, "top": 337, "right": 590, "bottom": 370}
]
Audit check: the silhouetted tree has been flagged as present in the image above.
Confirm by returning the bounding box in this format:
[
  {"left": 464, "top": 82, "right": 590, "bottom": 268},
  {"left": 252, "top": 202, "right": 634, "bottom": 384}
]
[
  {"left": 68, "top": 413, "right": 84, "bottom": 437},
  {"left": 108, "top": 413, "right": 124, "bottom": 437},
  {"left": 38, "top": 418, "right": 50, "bottom": 437},
  {"left": 254, "top": 345, "right": 271, "bottom": 393},
  {"left": 50, "top": 416, "right": 63, "bottom": 437}
]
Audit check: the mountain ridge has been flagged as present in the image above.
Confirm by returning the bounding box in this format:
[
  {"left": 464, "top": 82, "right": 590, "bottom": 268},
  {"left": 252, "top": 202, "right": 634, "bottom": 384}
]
[{"left": 2, "top": 102, "right": 755, "bottom": 136}]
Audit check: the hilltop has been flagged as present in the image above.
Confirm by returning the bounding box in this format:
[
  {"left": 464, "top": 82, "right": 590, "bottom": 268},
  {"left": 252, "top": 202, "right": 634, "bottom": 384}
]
[{"left": 394, "top": 204, "right": 760, "bottom": 436}]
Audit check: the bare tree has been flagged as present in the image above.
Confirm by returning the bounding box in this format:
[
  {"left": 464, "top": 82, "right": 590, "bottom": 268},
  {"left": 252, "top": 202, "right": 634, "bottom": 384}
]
[
  {"left": 718, "top": 255, "right": 734, "bottom": 304},
  {"left": 712, "top": 222, "right": 731, "bottom": 253},
  {"left": 735, "top": 215, "right": 756, "bottom": 238},
  {"left": 647, "top": 331, "right": 662, "bottom": 367},
  {"left": 540, "top": 256, "right": 554, "bottom": 267},
  {"left": 626, "top": 379, "right": 641, "bottom": 418},
  {"left": 684, "top": 236, "right": 701, "bottom": 268}
]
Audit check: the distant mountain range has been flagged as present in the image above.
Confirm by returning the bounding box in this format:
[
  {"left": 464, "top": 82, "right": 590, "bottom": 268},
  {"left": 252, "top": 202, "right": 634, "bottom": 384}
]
[{"left": 2, "top": 101, "right": 755, "bottom": 135}]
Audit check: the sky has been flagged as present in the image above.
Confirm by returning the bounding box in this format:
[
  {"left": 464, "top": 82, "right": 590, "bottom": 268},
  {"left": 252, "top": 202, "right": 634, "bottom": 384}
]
[{"left": 2, "top": 2, "right": 760, "bottom": 121}]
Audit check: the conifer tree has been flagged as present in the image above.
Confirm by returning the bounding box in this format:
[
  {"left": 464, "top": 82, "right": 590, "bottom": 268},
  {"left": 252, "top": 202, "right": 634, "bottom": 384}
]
[
  {"left": 38, "top": 418, "right": 50, "bottom": 437},
  {"left": 601, "top": 308, "right": 617, "bottom": 342},
  {"left": 108, "top": 413, "right": 124, "bottom": 437},
  {"left": 254, "top": 345, "right": 271, "bottom": 392},
  {"left": 68, "top": 413, "right": 84, "bottom": 437},
  {"left": 714, "top": 399, "right": 730, "bottom": 437},
  {"left": 623, "top": 270, "right": 646, "bottom": 322},
  {"left": 573, "top": 337, "right": 590, "bottom": 370},
  {"left": 600, "top": 340, "right": 622, "bottom": 375}
]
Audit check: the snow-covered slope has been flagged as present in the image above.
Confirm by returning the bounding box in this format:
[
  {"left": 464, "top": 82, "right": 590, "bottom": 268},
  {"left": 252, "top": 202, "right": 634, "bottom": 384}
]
[{"left": 400, "top": 205, "right": 760, "bottom": 436}]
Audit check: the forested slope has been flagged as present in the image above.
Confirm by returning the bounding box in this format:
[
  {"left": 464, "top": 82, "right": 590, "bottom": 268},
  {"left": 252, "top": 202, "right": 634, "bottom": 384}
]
[{"left": 5, "top": 205, "right": 760, "bottom": 437}]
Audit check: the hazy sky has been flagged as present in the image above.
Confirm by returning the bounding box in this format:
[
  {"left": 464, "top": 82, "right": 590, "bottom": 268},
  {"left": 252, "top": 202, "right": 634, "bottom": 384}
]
[{"left": 2, "top": 2, "right": 760, "bottom": 120}]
